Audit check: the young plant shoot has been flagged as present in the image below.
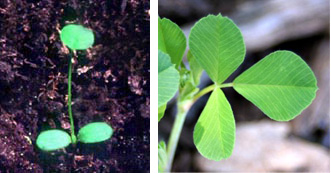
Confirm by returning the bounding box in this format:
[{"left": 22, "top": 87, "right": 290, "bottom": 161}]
[
  {"left": 36, "top": 24, "right": 113, "bottom": 151},
  {"left": 158, "top": 14, "right": 318, "bottom": 172}
]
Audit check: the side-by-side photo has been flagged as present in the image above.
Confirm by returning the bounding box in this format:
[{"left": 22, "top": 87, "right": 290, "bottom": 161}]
[
  {"left": 0, "top": 0, "right": 149, "bottom": 172},
  {"left": 158, "top": 0, "right": 330, "bottom": 172}
]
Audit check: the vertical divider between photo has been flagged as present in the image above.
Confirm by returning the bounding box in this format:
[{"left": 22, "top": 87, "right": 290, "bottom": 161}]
[{"left": 150, "top": 0, "right": 159, "bottom": 172}]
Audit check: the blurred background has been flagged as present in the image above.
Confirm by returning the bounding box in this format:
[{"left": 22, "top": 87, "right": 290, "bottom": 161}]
[{"left": 158, "top": 0, "right": 330, "bottom": 172}]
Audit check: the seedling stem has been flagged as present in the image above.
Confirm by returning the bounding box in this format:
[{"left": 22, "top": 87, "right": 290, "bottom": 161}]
[{"left": 68, "top": 50, "right": 77, "bottom": 144}]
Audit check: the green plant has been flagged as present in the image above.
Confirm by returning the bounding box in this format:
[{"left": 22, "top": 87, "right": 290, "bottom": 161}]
[
  {"left": 36, "top": 24, "right": 113, "bottom": 151},
  {"left": 158, "top": 14, "right": 318, "bottom": 172}
]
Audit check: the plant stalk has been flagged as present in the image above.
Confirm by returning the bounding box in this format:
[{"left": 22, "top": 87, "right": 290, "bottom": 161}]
[
  {"left": 68, "top": 51, "right": 77, "bottom": 144},
  {"left": 165, "top": 102, "right": 189, "bottom": 172},
  {"left": 193, "top": 83, "right": 233, "bottom": 102}
]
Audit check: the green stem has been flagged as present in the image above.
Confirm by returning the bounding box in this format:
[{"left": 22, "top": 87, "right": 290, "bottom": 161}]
[
  {"left": 68, "top": 51, "right": 77, "bottom": 144},
  {"left": 165, "top": 102, "right": 189, "bottom": 172},
  {"left": 193, "top": 83, "right": 233, "bottom": 102}
]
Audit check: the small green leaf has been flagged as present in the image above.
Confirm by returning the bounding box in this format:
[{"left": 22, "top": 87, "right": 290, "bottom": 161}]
[
  {"left": 78, "top": 122, "right": 113, "bottom": 143},
  {"left": 189, "top": 14, "right": 245, "bottom": 84},
  {"left": 36, "top": 129, "right": 71, "bottom": 151},
  {"left": 193, "top": 88, "right": 235, "bottom": 160},
  {"left": 233, "top": 51, "right": 318, "bottom": 121},
  {"left": 158, "top": 17, "right": 186, "bottom": 67},
  {"left": 158, "top": 141, "right": 167, "bottom": 172},
  {"left": 158, "top": 104, "right": 167, "bottom": 122},
  {"left": 187, "top": 50, "right": 203, "bottom": 86},
  {"left": 60, "top": 24, "right": 94, "bottom": 50},
  {"left": 158, "top": 50, "right": 180, "bottom": 107}
]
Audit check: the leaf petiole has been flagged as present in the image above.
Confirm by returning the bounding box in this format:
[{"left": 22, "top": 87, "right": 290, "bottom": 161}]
[{"left": 193, "top": 83, "right": 233, "bottom": 103}]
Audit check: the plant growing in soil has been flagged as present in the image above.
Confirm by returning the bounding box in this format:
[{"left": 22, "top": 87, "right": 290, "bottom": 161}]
[
  {"left": 158, "top": 14, "right": 318, "bottom": 172},
  {"left": 36, "top": 24, "right": 113, "bottom": 151}
]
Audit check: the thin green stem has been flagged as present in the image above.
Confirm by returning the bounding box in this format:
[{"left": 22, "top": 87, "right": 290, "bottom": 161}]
[
  {"left": 68, "top": 51, "right": 77, "bottom": 144},
  {"left": 165, "top": 103, "right": 189, "bottom": 172},
  {"left": 192, "top": 84, "right": 216, "bottom": 102},
  {"left": 193, "top": 83, "right": 233, "bottom": 102}
]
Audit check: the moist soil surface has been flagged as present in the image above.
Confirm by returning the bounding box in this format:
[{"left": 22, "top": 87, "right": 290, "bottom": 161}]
[{"left": 0, "top": 0, "right": 150, "bottom": 172}]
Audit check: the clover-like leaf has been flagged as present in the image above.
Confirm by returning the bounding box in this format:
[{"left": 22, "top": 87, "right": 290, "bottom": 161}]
[
  {"left": 233, "top": 51, "right": 318, "bottom": 121},
  {"left": 193, "top": 88, "right": 235, "bottom": 160},
  {"left": 158, "top": 50, "right": 180, "bottom": 108},
  {"left": 158, "top": 17, "right": 186, "bottom": 67},
  {"left": 78, "top": 122, "right": 113, "bottom": 143},
  {"left": 60, "top": 24, "right": 94, "bottom": 50},
  {"left": 36, "top": 129, "right": 71, "bottom": 151},
  {"left": 189, "top": 14, "right": 245, "bottom": 84}
]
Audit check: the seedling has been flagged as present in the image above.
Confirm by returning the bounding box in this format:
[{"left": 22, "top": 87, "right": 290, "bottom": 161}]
[
  {"left": 158, "top": 14, "right": 318, "bottom": 172},
  {"left": 36, "top": 24, "right": 113, "bottom": 151}
]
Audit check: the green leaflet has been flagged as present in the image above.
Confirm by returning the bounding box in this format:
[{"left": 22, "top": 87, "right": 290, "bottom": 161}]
[
  {"left": 78, "top": 122, "right": 113, "bottom": 143},
  {"left": 189, "top": 14, "right": 245, "bottom": 85},
  {"left": 60, "top": 24, "right": 94, "bottom": 50},
  {"left": 233, "top": 51, "right": 318, "bottom": 121},
  {"left": 36, "top": 129, "right": 71, "bottom": 151},
  {"left": 193, "top": 88, "right": 235, "bottom": 160},
  {"left": 158, "top": 141, "right": 167, "bottom": 172},
  {"left": 158, "top": 17, "right": 187, "bottom": 67},
  {"left": 158, "top": 50, "right": 180, "bottom": 108}
]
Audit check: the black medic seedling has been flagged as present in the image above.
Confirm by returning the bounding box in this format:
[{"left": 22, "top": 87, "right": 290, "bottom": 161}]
[{"left": 36, "top": 24, "right": 113, "bottom": 151}]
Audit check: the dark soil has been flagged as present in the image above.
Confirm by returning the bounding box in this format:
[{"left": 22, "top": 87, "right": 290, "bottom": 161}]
[{"left": 0, "top": 0, "right": 149, "bottom": 172}]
